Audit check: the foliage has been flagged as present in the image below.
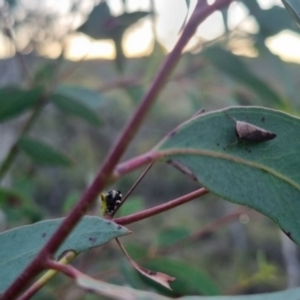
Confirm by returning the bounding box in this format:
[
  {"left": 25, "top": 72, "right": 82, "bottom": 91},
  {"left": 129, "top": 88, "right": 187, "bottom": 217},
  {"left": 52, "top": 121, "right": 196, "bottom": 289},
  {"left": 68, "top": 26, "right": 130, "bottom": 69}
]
[{"left": 0, "top": 0, "right": 300, "bottom": 299}]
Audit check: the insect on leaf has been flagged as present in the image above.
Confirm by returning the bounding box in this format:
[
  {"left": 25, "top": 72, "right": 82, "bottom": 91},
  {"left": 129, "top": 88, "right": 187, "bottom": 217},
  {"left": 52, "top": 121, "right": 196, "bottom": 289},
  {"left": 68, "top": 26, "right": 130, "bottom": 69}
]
[{"left": 154, "top": 106, "right": 300, "bottom": 245}]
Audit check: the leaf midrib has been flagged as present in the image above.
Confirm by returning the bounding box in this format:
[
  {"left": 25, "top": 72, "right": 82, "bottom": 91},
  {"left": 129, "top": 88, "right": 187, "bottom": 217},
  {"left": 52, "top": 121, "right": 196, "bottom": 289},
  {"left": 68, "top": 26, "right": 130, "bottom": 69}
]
[{"left": 158, "top": 148, "right": 300, "bottom": 191}]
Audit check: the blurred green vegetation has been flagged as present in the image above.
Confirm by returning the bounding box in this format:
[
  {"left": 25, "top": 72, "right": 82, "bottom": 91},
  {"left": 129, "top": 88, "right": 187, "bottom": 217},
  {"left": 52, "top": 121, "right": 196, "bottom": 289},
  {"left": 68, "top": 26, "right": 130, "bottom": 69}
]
[{"left": 1, "top": 0, "right": 300, "bottom": 299}]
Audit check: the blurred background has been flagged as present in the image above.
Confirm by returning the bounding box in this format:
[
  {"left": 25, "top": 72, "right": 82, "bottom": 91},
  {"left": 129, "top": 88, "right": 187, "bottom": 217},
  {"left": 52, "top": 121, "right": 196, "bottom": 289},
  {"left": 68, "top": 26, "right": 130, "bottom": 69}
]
[{"left": 1, "top": 0, "right": 300, "bottom": 299}]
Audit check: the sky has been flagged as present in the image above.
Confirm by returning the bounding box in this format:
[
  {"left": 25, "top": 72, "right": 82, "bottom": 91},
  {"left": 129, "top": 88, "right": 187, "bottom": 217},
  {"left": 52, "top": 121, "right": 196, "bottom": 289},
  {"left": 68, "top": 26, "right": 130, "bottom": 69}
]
[
  {"left": 1, "top": 0, "right": 300, "bottom": 63},
  {"left": 64, "top": 0, "right": 300, "bottom": 63}
]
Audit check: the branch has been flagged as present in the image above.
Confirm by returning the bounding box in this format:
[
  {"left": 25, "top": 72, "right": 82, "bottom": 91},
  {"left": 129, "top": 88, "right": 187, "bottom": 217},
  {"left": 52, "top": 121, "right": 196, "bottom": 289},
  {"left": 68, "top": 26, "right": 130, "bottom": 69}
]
[
  {"left": 42, "top": 260, "right": 78, "bottom": 279},
  {"left": 18, "top": 251, "right": 76, "bottom": 300},
  {"left": 4, "top": 27, "right": 33, "bottom": 83},
  {"left": 1, "top": 0, "right": 233, "bottom": 298},
  {"left": 115, "top": 188, "right": 208, "bottom": 225}
]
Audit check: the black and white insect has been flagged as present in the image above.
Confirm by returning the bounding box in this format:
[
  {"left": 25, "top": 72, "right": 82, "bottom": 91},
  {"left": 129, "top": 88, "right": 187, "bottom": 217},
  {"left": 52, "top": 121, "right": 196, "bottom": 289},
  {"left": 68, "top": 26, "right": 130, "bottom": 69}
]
[{"left": 101, "top": 190, "right": 123, "bottom": 215}]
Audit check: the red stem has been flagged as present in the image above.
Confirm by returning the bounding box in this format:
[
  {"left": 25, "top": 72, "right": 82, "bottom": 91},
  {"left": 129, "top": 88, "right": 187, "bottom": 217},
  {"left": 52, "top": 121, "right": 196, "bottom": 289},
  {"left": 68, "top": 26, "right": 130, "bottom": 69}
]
[
  {"left": 42, "top": 260, "right": 78, "bottom": 279},
  {"left": 115, "top": 188, "right": 208, "bottom": 225},
  {"left": 18, "top": 260, "right": 78, "bottom": 300},
  {"left": 2, "top": 1, "right": 233, "bottom": 299}
]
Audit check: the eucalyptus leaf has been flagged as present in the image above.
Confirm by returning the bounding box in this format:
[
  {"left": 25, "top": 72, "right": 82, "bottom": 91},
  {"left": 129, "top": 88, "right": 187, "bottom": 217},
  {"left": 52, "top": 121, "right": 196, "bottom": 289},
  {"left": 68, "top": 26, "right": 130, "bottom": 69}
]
[
  {"left": 155, "top": 107, "right": 300, "bottom": 245},
  {"left": 155, "top": 227, "right": 190, "bottom": 248},
  {"left": 0, "top": 216, "right": 129, "bottom": 292},
  {"left": 55, "top": 85, "right": 104, "bottom": 109},
  {"left": 203, "top": 47, "right": 284, "bottom": 107},
  {"left": 0, "top": 86, "right": 43, "bottom": 122},
  {"left": 50, "top": 92, "right": 102, "bottom": 126},
  {"left": 18, "top": 137, "right": 72, "bottom": 167},
  {"left": 77, "top": 1, "right": 149, "bottom": 72},
  {"left": 241, "top": 1, "right": 297, "bottom": 37},
  {"left": 77, "top": 2, "right": 112, "bottom": 39},
  {"left": 183, "top": 287, "right": 300, "bottom": 299},
  {"left": 143, "top": 258, "right": 220, "bottom": 296},
  {"left": 282, "top": 0, "right": 300, "bottom": 26},
  {"left": 76, "top": 274, "right": 300, "bottom": 300}
]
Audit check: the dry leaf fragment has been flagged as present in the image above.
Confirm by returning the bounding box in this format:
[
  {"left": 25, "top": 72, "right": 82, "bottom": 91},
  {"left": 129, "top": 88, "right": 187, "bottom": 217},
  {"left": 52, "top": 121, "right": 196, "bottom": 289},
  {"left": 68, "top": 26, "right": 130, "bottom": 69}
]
[{"left": 115, "top": 238, "right": 175, "bottom": 290}]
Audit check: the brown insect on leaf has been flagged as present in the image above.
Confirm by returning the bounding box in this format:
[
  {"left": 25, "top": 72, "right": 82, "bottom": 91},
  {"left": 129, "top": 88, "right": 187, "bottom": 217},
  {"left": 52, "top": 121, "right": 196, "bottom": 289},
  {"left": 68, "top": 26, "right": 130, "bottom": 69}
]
[
  {"left": 236, "top": 121, "right": 276, "bottom": 142},
  {"left": 226, "top": 113, "right": 276, "bottom": 143},
  {"left": 115, "top": 238, "right": 175, "bottom": 290}
]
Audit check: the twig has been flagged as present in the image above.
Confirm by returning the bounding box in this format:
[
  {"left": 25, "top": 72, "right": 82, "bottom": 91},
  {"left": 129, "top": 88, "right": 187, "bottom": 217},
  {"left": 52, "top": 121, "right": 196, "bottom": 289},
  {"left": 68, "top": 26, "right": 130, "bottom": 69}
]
[
  {"left": 4, "top": 27, "right": 33, "bottom": 83},
  {"left": 18, "top": 251, "right": 77, "bottom": 300},
  {"left": 115, "top": 188, "right": 208, "bottom": 226},
  {"left": 1, "top": 1, "right": 233, "bottom": 298},
  {"left": 112, "top": 162, "right": 154, "bottom": 217},
  {"left": 42, "top": 260, "right": 78, "bottom": 279}
]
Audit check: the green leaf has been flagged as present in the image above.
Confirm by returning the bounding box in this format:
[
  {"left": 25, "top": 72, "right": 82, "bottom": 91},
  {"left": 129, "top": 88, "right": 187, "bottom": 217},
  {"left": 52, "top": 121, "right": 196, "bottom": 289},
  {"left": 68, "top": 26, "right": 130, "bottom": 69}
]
[
  {"left": 112, "top": 11, "right": 149, "bottom": 72},
  {"left": 118, "top": 196, "right": 145, "bottom": 216},
  {"left": 185, "top": 0, "right": 191, "bottom": 9},
  {"left": 50, "top": 92, "right": 102, "bottom": 126},
  {"left": 76, "top": 273, "right": 300, "bottom": 299},
  {"left": 155, "top": 227, "right": 190, "bottom": 248},
  {"left": 119, "top": 259, "right": 146, "bottom": 289},
  {"left": 18, "top": 137, "right": 72, "bottom": 167},
  {"left": 0, "top": 86, "right": 43, "bottom": 122},
  {"left": 76, "top": 274, "right": 170, "bottom": 300},
  {"left": 77, "top": 2, "right": 112, "bottom": 39},
  {"left": 0, "top": 216, "right": 130, "bottom": 293},
  {"left": 77, "top": 2, "right": 149, "bottom": 72},
  {"left": 282, "top": 0, "right": 300, "bottom": 26},
  {"left": 144, "top": 42, "right": 165, "bottom": 84},
  {"left": 125, "top": 85, "right": 145, "bottom": 104},
  {"left": 5, "top": 0, "right": 17, "bottom": 7},
  {"left": 72, "top": 272, "right": 300, "bottom": 300},
  {"left": 116, "top": 11, "right": 150, "bottom": 28},
  {"left": 34, "top": 61, "right": 59, "bottom": 86},
  {"left": 62, "top": 190, "right": 81, "bottom": 213},
  {"left": 203, "top": 47, "right": 285, "bottom": 107},
  {"left": 0, "top": 187, "right": 42, "bottom": 223},
  {"left": 77, "top": 2, "right": 149, "bottom": 40},
  {"left": 241, "top": 1, "right": 297, "bottom": 37},
  {"left": 142, "top": 258, "right": 220, "bottom": 296},
  {"left": 181, "top": 287, "right": 300, "bottom": 299},
  {"left": 123, "top": 244, "right": 148, "bottom": 261},
  {"left": 55, "top": 85, "right": 104, "bottom": 109},
  {"left": 155, "top": 106, "right": 300, "bottom": 245}
]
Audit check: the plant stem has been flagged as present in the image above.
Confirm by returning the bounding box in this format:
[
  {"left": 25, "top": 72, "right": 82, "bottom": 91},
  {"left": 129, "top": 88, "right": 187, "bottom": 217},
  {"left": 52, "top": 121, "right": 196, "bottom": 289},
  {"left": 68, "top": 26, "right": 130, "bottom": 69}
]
[
  {"left": 5, "top": 27, "right": 33, "bottom": 84},
  {"left": 112, "top": 162, "right": 154, "bottom": 216},
  {"left": 0, "top": 97, "right": 46, "bottom": 182},
  {"left": 42, "top": 260, "right": 78, "bottom": 279},
  {"left": 18, "top": 251, "right": 77, "bottom": 300},
  {"left": 1, "top": 0, "right": 233, "bottom": 298},
  {"left": 115, "top": 188, "right": 208, "bottom": 225}
]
